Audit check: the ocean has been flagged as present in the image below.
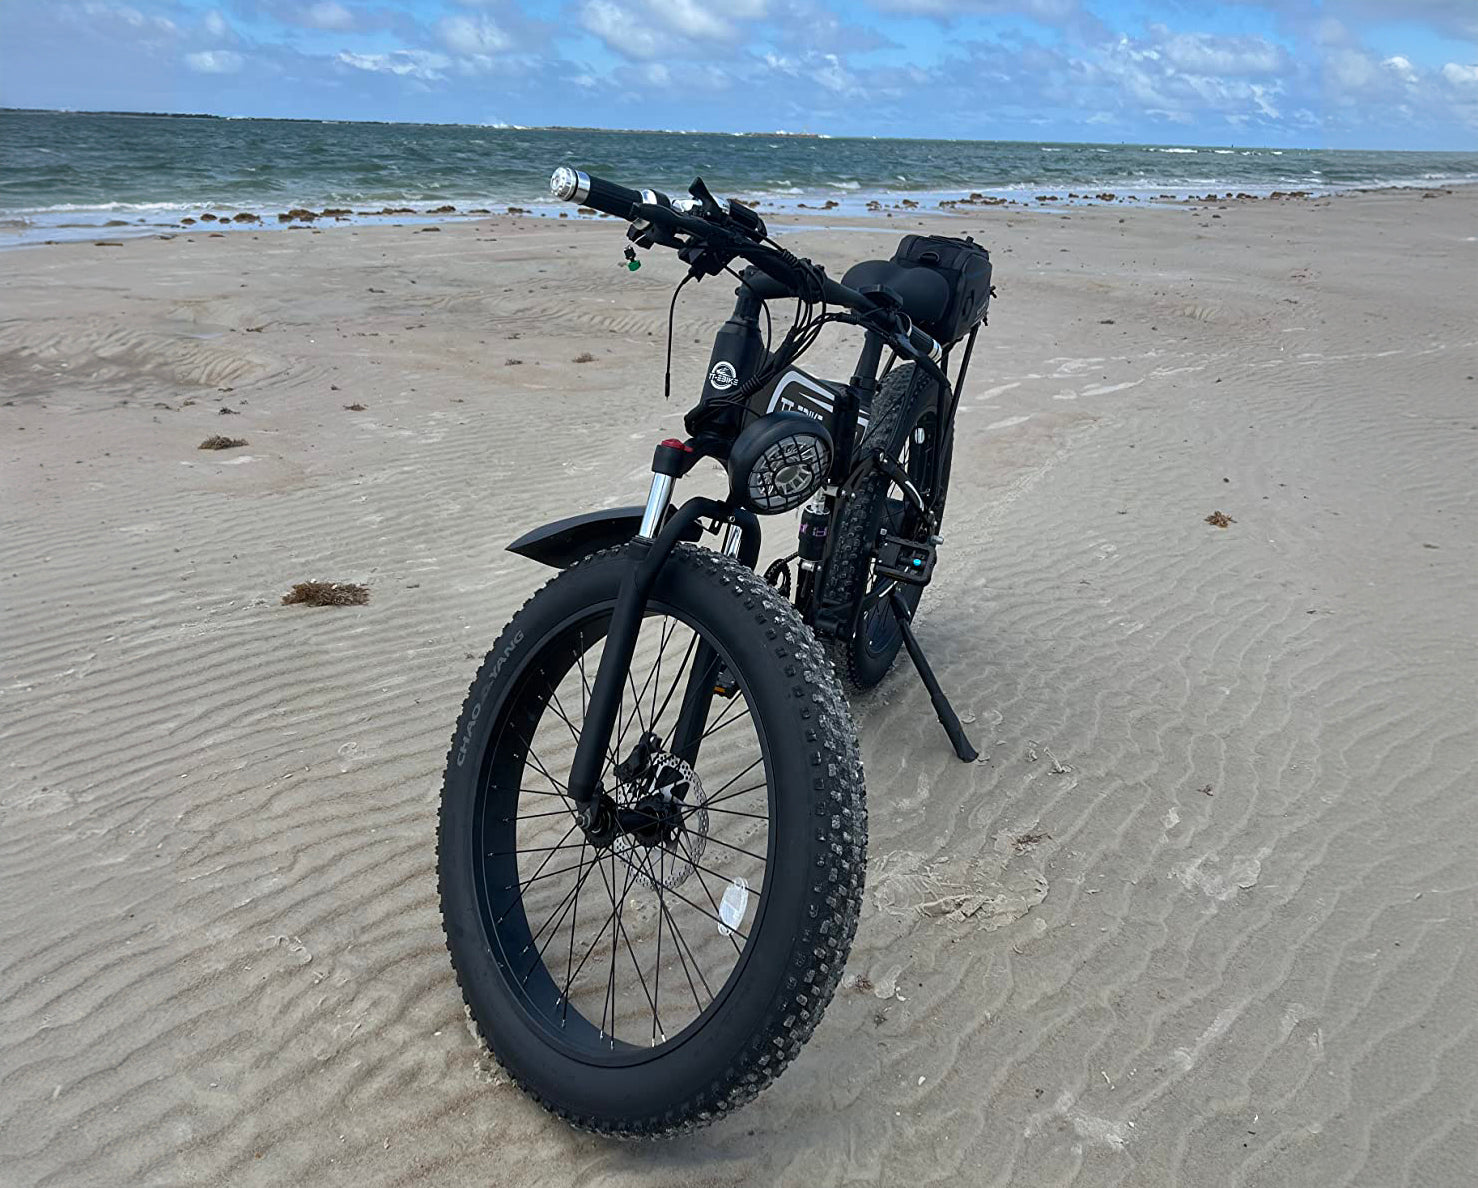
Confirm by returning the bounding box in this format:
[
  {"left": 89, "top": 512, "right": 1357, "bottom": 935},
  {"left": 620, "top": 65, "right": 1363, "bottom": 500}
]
[{"left": 3, "top": 109, "right": 1476, "bottom": 245}]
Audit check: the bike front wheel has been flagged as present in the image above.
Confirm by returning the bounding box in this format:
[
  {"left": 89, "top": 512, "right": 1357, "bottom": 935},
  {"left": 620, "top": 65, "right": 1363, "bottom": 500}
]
[{"left": 439, "top": 543, "right": 866, "bottom": 1136}]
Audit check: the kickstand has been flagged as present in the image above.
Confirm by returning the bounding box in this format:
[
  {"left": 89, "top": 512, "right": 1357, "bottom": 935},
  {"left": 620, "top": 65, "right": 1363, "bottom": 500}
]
[{"left": 889, "top": 590, "right": 979, "bottom": 762}]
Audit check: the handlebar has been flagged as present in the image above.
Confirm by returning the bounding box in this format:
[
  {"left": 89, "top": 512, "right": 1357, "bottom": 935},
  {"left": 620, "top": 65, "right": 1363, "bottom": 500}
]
[
  {"left": 550, "top": 167, "right": 646, "bottom": 220},
  {"left": 548, "top": 166, "right": 942, "bottom": 364}
]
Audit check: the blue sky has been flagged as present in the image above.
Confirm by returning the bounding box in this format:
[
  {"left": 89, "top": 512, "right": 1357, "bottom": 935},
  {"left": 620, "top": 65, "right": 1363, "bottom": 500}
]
[{"left": 1, "top": 1, "right": 1474, "bottom": 147}]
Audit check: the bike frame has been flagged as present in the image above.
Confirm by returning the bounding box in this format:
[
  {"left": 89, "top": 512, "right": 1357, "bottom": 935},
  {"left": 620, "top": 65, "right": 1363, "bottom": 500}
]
[{"left": 551, "top": 289, "right": 980, "bottom": 812}]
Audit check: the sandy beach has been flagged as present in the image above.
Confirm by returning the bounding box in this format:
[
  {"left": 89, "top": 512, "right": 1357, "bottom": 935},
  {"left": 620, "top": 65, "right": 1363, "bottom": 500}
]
[{"left": 2, "top": 188, "right": 1475, "bottom": 1186}]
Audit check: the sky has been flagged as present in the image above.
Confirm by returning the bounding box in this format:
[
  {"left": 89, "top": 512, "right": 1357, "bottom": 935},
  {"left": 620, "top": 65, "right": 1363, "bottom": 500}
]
[{"left": 0, "top": 1, "right": 1474, "bottom": 148}]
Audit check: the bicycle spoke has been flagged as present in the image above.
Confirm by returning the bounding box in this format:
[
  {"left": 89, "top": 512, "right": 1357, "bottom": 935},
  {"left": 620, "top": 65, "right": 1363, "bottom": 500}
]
[
  {"left": 685, "top": 779, "right": 768, "bottom": 812},
  {"left": 652, "top": 846, "right": 665, "bottom": 1043},
  {"left": 519, "top": 846, "right": 602, "bottom": 970},
  {"left": 692, "top": 831, "right": 770, "bottom": 867},
  {"left": 576, "top": 630, "right": 588, "bottom": 717},
  {"left": 595, "top": 845, "right": 663, "bottom": 1044},
  {"left": 620, "top": 617, "right": 673, "bottom": 747},
  {"left": 648, "top": 618, "right": 676, "bottom": 738},
  {"left": 488, "top": 839, "right": 583, "bottom": 858},
  {"left": 487, "top": 785, "right": 575, "bottom": 801},
  {"left": 510, "top": 733, "right": 571, "bottom": 796},
  {"left": 561, "top": 840, "right": 590, "bottom": 1023},
  {"left": 648, "top": 630, "right": 700, "bottom": 738},
  {"left": 704, "top": 754, "right": 764, "bottom": 801},
  {"left": 600, "top": 846, "right": 639, "bottom": 1041},
  {"left": 544, "top": 681, "right": 583, "bottom": 747},
  {"left": 501, "top": 819, "right": 580, "bottom": 909},
  {"left": 671, "top": 829, "right": 746, "bottom": 956},
  {"left": 662, "top": 842, "right": 766, "bottom": 899},
  {"left": 635, "top": 846, "right": 714, "bottom": 1006},
  {"left": 626, "top": 666, "right": 649, "bottom": 740},
  {"left": 507, "top": 855, "right": 590, "bottom": 891},
  {"left": 684, "top": 802, "right": 769, "bottom": 823},
  {"left": 689, "top": 699, "right": 753, "bottom": 746},
  {"left": 631, "top": 858, "right": 750, "bottom": 943},
  {"left": 496, "top": 807, "right": 580, "bottom": 822},
  {"left": 546, "top": 681, "right": 622, "bottom": 781}
]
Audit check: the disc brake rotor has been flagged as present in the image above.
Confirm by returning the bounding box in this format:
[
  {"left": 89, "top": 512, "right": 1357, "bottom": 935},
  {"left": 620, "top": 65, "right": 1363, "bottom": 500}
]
[{"left": 612, "top": 753, "right": 708, "bottom": 892}]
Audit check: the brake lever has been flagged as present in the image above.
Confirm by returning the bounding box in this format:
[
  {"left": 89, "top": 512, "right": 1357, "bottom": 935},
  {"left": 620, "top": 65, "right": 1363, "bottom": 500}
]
[{"left": 688, "top": 176, "right": 725, "bottom": 218}]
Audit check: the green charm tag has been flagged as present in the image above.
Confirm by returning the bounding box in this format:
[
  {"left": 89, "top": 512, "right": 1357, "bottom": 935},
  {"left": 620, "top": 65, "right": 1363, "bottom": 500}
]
[{"left": 627, "top": 259, "right": 641, "bottom": 271}]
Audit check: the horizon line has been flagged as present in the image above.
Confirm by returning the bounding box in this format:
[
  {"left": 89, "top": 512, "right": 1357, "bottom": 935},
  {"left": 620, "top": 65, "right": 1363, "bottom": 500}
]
[{"left": 3, "top": 106, "right": 1474, "bottom": 156}]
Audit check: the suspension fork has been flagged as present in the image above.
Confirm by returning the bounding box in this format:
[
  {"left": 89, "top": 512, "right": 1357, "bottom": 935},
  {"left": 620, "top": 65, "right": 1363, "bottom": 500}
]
[{"left": 565, "top": 450, "right": 761, "bottom": 817}]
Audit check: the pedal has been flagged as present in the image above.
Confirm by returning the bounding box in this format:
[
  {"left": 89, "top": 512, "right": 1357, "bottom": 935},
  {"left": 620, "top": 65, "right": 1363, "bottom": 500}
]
[{"left": 874, "top": 532, "right": 937, "bottom": 585}]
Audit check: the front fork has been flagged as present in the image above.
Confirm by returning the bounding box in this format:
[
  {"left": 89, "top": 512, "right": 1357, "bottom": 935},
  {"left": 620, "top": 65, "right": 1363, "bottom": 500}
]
[{"left": 565, "top": 449, "right": 759, "bottom": 825}]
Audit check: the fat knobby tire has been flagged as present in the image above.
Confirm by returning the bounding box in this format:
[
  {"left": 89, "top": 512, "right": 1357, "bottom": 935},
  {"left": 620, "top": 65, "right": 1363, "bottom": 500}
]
[
  {"left": 438, "top": 542, "right": 867, "bottom": 1137},
  {"left": 820, "top": 362, "right": 952, "bottom": 690}
]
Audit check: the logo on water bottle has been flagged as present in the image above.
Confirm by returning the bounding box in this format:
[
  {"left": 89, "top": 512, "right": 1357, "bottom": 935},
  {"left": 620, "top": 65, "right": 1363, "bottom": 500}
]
[{"left": 708, "top": 361, "right": 738, "bottom": 391}]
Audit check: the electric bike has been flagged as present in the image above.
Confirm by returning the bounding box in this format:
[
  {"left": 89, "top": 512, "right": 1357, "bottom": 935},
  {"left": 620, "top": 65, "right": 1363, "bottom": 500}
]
[{"left": 439, "top": 167, "right": 992, "bottom": 1135}]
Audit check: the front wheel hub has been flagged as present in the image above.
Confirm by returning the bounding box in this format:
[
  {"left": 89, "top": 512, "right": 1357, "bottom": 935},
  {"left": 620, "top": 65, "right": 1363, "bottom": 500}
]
[
  {"left": 610, "top": 753, "right": 709, "bottom": 891},
  {"left": 580, "top": 788, "right": 621, "bottom": 849}
]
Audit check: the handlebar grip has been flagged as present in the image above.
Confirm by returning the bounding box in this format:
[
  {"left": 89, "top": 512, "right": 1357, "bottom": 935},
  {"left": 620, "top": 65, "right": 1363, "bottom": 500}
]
[
  {"left": 907, "top": 322, "right": 943, "bottom": 363},
  {"left": 550, "top": 167, "right": 644, "bottom": 220}
]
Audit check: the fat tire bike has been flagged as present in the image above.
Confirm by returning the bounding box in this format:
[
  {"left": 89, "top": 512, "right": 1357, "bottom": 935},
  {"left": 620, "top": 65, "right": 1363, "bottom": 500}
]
[{"left": 439, "top": 167, "right": 993, "bottom": 1136}]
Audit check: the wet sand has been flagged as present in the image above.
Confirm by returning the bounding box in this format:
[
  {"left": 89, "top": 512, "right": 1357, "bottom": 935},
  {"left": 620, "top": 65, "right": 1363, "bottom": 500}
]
[{"left": 2, "top": 188, "right": 1476, "bottom": 1186}]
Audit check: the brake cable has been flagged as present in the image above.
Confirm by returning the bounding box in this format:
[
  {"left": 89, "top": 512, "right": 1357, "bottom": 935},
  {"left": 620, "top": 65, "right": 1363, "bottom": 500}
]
[{"left": 662, "top": 272, "right": 694, "bottom": 402}]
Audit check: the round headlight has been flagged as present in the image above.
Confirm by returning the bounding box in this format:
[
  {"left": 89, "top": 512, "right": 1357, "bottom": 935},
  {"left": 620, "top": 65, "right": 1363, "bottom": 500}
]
[{"left": 727, "top": 412, "right": 833, "bottom": 514}]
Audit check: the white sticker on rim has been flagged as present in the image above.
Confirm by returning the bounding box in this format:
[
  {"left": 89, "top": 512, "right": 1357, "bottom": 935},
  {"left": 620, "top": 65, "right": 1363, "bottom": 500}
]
[{"left": 718, "top": 877, "right": 749, "bottom": 937}]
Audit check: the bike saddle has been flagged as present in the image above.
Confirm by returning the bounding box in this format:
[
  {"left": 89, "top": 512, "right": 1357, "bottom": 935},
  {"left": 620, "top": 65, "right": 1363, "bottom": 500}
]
[{"left": 839, "top": 259, "right": 950, "bottom": 329}]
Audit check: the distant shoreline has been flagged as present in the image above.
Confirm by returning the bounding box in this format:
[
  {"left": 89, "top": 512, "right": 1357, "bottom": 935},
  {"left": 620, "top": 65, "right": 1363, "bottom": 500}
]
[
  {"left": 4, "top": 183, "right": 1468, "bottom": 252},
  {"left": 8, "top": 107, "right": 1473, "bottom": 154}
]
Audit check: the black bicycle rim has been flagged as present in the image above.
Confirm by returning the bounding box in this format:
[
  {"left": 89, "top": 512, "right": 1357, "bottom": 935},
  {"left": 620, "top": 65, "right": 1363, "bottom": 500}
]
[{"left": 470, "top": 600, "right": 775, "bottom": 1067}]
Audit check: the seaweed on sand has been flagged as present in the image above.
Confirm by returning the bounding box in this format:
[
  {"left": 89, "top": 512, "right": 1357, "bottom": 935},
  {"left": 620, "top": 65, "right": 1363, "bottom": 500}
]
[{"left": 281, "top": 582, "right": 370, "bottom": 607}]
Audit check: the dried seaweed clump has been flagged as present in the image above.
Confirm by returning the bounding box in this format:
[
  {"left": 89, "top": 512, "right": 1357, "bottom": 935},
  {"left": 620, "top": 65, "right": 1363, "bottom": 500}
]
[
  {"left": 1205, "top": 510, "right": 1235, "bottom": 528},
  {"left": 199, "top": 435, "right": 248, "bottom": 450},
  {"left": 282, "top": 581, "right": 370, "bottom": 607}
]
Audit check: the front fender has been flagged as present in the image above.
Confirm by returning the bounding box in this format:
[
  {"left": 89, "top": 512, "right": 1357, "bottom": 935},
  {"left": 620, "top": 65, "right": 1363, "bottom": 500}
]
[{"left": 506, "top": 506, "right": 702, "bottom": 570}]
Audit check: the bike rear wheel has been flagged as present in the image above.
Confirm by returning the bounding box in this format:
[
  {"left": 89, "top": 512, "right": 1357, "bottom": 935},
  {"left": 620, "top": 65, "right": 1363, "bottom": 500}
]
[
  {"left": 821, "top": 362, "right": 953, "bottom": 690},
  {"left": 439, "top": 543, "right": 865, "bottom": 1136}
]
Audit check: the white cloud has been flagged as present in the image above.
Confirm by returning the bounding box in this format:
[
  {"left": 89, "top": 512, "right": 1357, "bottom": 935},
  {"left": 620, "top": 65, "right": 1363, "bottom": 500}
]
[
  {"left": 1442, "top": 62, "right": 1478, "bottom": 86},
  {"left": 202, "top": 10, "right": 231, "bottom": 40},
  {"left": 184, "top": 49, "right": 243, "bottom": 74},
  {"left": 656, "top": 0, "right": 731, "bottom": 39},
  {"left": 867, "top": 0, "right": 1099, "bottom": 37},
  {"left": 337, "top": 50, "right": 451, "bottom": 80},
  {"left": 656, "top": 0, "right": 767, "bottom": 39},
  {"left": 1152, "top": 27, "right": 1285, "bottom": 77},
  {"left": 302, "top": 2, "right": 354, "bottom": 31},
  {"left": 870, "top": 0, "right": 1078, "bottom": 18},
  {"left": 760, "top": 49, "right": 861, "bottom": 97},
  {"left": 439, "top": 14, "right": 512, "bottom": 55},
  {"left": 581, "top": 0, "right": 770, "bottom": 58},
  {"left": 581, "top": 1, "right": 666, "bottom": 59},
  {"left": 79, "top": 1, "right": 175, "bottom": 34},
  {"left": 1382, "top": 54, "right": 1417, "bottom": 84}
]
